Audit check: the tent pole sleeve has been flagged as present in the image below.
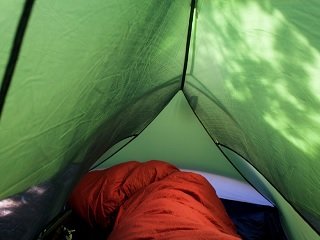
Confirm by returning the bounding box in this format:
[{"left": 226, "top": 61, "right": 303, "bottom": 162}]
[{"left": 180, "top": 0, "right": 196, "bottom": 90}]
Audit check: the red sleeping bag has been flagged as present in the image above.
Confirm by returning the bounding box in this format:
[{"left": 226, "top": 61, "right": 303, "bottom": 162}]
[{"left": 69, "top": 160, "right": 241, "bottom": 240}]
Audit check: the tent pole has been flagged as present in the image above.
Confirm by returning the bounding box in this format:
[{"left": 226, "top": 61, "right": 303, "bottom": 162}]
[
  {"left": 180, "top": 0, "right": 196, "bottom": 90},
  {"left": 0, "top": 0, "right": 36, "bottom": 119}
]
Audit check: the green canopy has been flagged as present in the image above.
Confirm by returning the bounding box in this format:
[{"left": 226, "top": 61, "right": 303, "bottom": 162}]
[{"left": 0, "top": 0, "right": 319, "bottom": 239}]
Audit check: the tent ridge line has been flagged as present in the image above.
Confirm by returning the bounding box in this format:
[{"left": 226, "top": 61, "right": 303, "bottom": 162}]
[
  {"left": 0, "top": 0, "right": 36, "bottom": 118},
  {"left": 180, "top": 0, "right": 196, "bottom": 90}
]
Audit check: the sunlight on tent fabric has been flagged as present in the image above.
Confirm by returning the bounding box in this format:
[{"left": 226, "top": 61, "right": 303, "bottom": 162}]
[
  {"left": 194, "top": 1, "right": 320, "bottom": 156},
  {"left": 264, "top": 81, "right": 320, "bottom": 156},
  {"left": 0, "top": 199, "right": 21, "bottom": 217},
  {"left": 308, "top": 56, "right": 320, "bottom": 100},
  {"left": 185, "top": 0, "right": 320, "bottom": 232},
  {"left": 264, "top": 109, "right": 320, "bottom": 157}
]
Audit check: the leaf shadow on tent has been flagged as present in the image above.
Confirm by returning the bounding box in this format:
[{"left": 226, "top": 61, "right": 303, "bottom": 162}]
[{"left": 185, "top": 0, "right": 320, "bottom": 232}]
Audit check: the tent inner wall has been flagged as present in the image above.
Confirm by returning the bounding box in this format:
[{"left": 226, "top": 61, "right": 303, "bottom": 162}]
[
  {"left": 0, "top": 1, "right": 191, "bottom": 240},
  {"left": 185, "top": 0, "right": 320, "bottom": 233}
]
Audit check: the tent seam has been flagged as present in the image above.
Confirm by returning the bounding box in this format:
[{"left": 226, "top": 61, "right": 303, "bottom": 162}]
[
  {"left": 0, "top": 0, "right": 36, "bottom": 118},
  {"left": 180, "top": 0, "right": 196, "bottom": 90}
]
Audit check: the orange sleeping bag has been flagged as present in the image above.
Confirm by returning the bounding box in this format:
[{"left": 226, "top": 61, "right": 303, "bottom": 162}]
[{"left": 69, "top": 160, "right": 241, "bottom": 240}]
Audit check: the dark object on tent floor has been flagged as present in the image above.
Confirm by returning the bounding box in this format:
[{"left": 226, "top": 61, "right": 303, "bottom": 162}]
[
  {"left": 221, "top": 199, "right": 287, "bottom": 240},
  {"left": 39, "top": 211, "right": 107, "bottom": 240}
]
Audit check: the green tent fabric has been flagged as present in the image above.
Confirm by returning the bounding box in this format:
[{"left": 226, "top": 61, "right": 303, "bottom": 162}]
[
  {"left": 0, "top": 0, "right": 319, "bottom": 239},
  {"left": 185, "top": 0, "right": 320, "bottom": 233}
]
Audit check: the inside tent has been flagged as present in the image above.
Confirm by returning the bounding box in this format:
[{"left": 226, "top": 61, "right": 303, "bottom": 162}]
[{"left": 0, "top": 0, "right": 319, "bottom": 239}]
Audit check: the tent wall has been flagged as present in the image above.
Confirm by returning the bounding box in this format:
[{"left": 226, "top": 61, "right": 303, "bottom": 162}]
[
  {"left": 0, "top": 0, "right": 190, "bottom": 199},
  {"left": 184, "top": 0, "right": 320, "bottom": 233},
  {"left": 0, "top": 1, "right": 191, "bottom": 239}
]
